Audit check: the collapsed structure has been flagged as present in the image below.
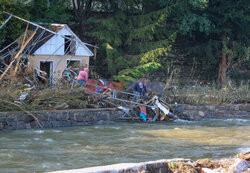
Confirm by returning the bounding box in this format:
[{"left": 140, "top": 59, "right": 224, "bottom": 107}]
[
  {"left": 0, "top": 11, "right": 188, "bottom": 122},
  {"left": 0, "top": 11, "right": 94, "bottom": 84}
]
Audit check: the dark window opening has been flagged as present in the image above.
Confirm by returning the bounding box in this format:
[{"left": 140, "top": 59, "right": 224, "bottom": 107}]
[
  {"left": 66, "top": 60, "right": 80, "bottom": 68},
  {"left": 64, "top": 35, "right": 76, "bottom": 55}
]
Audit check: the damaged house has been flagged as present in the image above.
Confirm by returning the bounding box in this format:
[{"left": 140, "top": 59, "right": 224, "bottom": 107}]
[
  {"left": 24, "top": 24, "right": 93, "bottom": 83},
  {"left": 0, "top": 12, "right": 94, "bottom": 84}
]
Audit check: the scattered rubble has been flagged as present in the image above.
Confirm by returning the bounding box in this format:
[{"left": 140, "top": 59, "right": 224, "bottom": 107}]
[{"left": 48, "top": 152, "right": 250, "bottom": 173}]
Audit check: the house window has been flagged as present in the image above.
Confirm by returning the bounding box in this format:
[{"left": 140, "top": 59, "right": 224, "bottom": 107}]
[
  {"left": 64, "top": 35, "right": 76, "bottom": 55},
  {"left": 66, "top": 60, "right": 81, "bottom": 68}
]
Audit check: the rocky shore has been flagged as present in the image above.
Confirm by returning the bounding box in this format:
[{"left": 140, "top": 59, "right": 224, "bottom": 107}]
[{"left": 49, "top": 152, "right": 250, "bottom": 173}]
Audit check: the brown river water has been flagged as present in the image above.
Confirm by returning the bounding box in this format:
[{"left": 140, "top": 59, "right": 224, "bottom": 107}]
[{"left": 0, "top": 118, "right": 249, "bottom": 173}]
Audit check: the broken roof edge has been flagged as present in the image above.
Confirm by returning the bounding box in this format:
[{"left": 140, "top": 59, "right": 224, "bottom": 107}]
[
  {"left": 64, "top": 25, "right": 94, "bottom": 57},
  {"left": 31, "top": 24, "right": 95, "bottom": 56},
  {"left": 31, "top": 24, "right": 94, "bottom": 57},
  {"left": 1, "top": 11, "right": 98, "bottom": 50}
]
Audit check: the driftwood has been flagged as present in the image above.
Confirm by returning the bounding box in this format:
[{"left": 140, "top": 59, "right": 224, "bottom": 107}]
[
  {"left": 12, "top": 23, "right": 29, "bottom": 78},
  {"left": 0, "top": 30, "right": 37, "bottom": 81}
]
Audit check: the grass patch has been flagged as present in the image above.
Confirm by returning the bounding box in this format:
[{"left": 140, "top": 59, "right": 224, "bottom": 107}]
[{"left": 162, "top": 80, "right": 249, "bottom": 105}]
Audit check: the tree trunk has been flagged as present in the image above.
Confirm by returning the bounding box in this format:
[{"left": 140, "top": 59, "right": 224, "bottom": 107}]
[
  {"left": 217, "top": 51, "right": 227, "bottom": 88},
  {"left": 218, "top": 34, "right": 228, "bottom": 88}
]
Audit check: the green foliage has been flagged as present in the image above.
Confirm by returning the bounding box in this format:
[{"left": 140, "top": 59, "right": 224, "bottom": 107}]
[
  {"left": 169, "top": 162, "right": 177, "bottom": 169},
  {"left": 104, "top": 43, "right": 119, "bottom": 76},
  {"left": 1, "top": 0, "right": 247, "bottom": 84},
  {"left": 104, "top": 43, "right": 128, "bottom": 77},
  {"left": 110, "top": 5, "right": 177, "bottom": 81},
  {"left": 28, "top": 0, "right": 71, "bottom": 23},
  {"left": 80, "top": 0, "right": 182, "bottom": 81},
  {"left": 113, "top": 62, "right": 162, "bottom": 82},
  {"left": 206, "top": 0, "right": 249, "bottom": 83},
  {"left": 87, "top": 5, "right": 177, "bottom": 80},
  {"left": 130, "top": 5, "right": 174, "bottom": 28},
  {"left": 127, "top": 32, "right": 176, "bottom": 55},
  {"left": 187, "top": 39, "right": 220, "bottom": 79},
  {"left": 89, "top": 11, "right": 128, "bottom": 47},
  {"left": 116, "top": 56, "right": 128, "bottom": 71},
  {"left": 172, "top": 0, "right": 249, "bottom": 83},
  {"left": 126, "top": 5, "right": 174, "bottom": 44},
  {"left": 177, "top": 13, "right": 212, "bottom": 36},
  {"left": 0, "top": 0, "right": 29, "bottom": 47},
  {"left": 172, "top": 0, "right": 212, "bottom": 37},
  {"left": 206, "top": 0, "right": 249, "bottom": 42},
  {"left": 140, "top": 48, "right": 167, "bottom": 63}
]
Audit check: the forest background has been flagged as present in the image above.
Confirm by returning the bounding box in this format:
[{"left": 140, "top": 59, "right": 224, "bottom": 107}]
[{"left": 0, "top": 0, "right": 249, "bottom": 88}]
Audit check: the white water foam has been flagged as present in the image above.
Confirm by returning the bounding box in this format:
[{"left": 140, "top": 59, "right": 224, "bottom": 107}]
[
  {"left": 85, "top": 145, "right": 93, "bottom": 149},
  {"left": 224, "top": 118, "right": 249, "bottom": 122},
  {"left": 111, "top": 127, "right": 121, "bottom": 130},
  {"left": 45, "top": 138, "right": 54, "bottom": 142},
  {"left": 42, "top": 163, "right": 50, "bottom": 168},
  {"left": 130, "top": 131, "right": 136, "bottom": 134},
  {"left": 174, "top": 119, "right": 194, "bottom": 123},
  {"left": 237, "top": 147, "right": 250, "bottom": 153},
  {"left": 33, "top": 130, "right": 44, "bottom": 134}
]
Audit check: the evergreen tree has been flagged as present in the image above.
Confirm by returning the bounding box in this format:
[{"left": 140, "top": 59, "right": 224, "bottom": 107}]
[
  {"left": 206, "top": 0, "right": 249, "bottom": 88},
  {"left": 87, "top": 2, "right": 177, "bottom": 81},
  {"left": 0, "top": 0, "right": 29, "bottom": 48},
  {"left": 174, "top": 0, "right": 249, "bottom": 87},
  {"left": 28, "top": 0, "right": 71, "bottom": 23}
]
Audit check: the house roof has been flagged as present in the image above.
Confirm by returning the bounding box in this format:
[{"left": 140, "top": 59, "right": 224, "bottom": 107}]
[
  {"left": 17, "top": 24, "right": 62, "bottom": 54},
  {"left": 19, "top": 24, "right": 93, "bottom": 56}
]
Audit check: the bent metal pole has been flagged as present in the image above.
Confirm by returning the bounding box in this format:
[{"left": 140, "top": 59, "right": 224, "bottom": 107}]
[{"left": 1, "top": 11, "right": 98, "bottom": 48}]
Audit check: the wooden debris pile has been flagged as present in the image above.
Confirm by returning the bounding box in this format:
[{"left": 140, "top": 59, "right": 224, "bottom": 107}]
[{"left": 103, "top": 95, "right": 190, "bottom": 122}]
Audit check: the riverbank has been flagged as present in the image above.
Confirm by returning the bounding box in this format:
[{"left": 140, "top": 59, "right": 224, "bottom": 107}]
[
  {"left": 0, "top": 82, "right": 249, "bottom": 130},
  {"left": 0, "top": 82, "right": 249, "bottom": 112},
  {"left": 0, "top": 104, "right": 249, "bottom": 130},
  {"left": 49, "top": 152, "right": 250, "bottom": 173}
]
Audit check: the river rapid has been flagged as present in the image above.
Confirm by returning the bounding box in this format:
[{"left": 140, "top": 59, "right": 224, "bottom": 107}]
[{"left": 0, "top": 118, "right": 249, "bottom": 173}]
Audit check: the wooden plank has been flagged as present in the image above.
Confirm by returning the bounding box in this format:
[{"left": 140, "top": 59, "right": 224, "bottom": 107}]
[
  {"left": 12, "top": 23, "right": 29, "bottom": 77},
  {"left": 0, "top": 31, "right": 36, "bottom": 81},
  {"left": 21, "top": 23, "right": 29, "bottom": 49}
]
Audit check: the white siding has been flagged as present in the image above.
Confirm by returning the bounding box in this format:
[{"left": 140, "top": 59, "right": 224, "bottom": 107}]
[
  {"left": 33, "top": 25, "right": 93, "bottom": 57},
  {"left": 34, "top": 33, "right": 64, "bottom": 55},
  {"left": 75, "top": 42, "right": 92, "bottom": 56},
  {"left": 57, "top": 27, "right": 72, "bottom": 35}
]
